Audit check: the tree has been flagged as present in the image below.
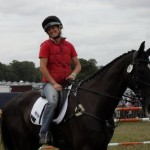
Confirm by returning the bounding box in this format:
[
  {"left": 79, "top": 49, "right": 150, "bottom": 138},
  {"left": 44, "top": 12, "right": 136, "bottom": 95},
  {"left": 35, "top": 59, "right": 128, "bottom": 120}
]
[
  {"left": 77, "top": 58, "right": 99, "bottom": 80},
  {"left": 0, "top": 63, "right": 16, "bottom": 81},
  {"left": 9, "top": 60, "right": 38, "bottom": 82},
  {"left": 34, "top": 67, "right": 41, "bottom": 82},
  {"left": 0, "top": 58, "right": 101, "bottom": 82},
  {"left": 0, "top": 62, "right": 8, "bottom": 81}
]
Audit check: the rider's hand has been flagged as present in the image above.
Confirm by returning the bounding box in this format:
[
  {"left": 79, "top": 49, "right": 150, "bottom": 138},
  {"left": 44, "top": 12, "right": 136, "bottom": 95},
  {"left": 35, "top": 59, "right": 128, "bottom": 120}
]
[
  {"left": 66, "top": 74, "right": 76, "bottom": 85},
  {"left": 53, "top": 83, "right": 62, "bottom": 91},
  {"left": 66, "top": 74, "right": 76, "bottom": 81}
]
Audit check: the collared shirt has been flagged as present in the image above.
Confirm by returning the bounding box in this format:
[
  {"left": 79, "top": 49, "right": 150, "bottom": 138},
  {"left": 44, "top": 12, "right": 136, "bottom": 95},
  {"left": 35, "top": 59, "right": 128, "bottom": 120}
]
[{"left": 39, "top": 38, "right": 77, "bottom": 84}]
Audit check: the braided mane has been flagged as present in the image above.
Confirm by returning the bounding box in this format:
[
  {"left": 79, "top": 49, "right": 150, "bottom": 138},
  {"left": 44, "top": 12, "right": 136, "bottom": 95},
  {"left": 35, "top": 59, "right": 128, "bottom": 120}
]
[{"left": 84, "top": 50, "right": 135, "bottom": 83}]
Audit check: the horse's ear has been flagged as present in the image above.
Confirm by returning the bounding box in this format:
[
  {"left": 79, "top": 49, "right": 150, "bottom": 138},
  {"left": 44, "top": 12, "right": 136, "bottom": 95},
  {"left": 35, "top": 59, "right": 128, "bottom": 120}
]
[
  {"left": 138, "top": 41, "right": 145, "bottom": 53},
  {"left": 133, "top": 41, "right": 145, "bottom": 60},
  {"left": 146, "top": 48, "right": 150, "bottom": 56}
]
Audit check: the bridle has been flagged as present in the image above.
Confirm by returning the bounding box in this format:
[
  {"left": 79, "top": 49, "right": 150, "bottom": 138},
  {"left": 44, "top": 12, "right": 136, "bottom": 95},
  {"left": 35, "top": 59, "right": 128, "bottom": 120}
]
[
  {"left": 132, "top": 58, "right": 150, "bottom": 87},
  {"left": 64, "top": 54, "right": 150, "bottom": 126}
]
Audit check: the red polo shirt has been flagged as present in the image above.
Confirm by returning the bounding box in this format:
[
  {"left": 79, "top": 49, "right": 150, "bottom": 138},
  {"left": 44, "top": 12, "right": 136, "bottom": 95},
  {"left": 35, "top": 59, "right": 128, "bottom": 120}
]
[{"left": 39, "top": 38, "right": 77, "bottom": 84}]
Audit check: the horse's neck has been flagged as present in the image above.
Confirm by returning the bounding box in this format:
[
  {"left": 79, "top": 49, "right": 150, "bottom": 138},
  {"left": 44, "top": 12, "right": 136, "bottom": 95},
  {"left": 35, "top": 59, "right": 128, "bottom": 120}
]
[
  {"left": 83, "top": 65, "right": 127, "bottom": 95},
  {"left": 81, "top": 54, "right": 133, "bottom": 119}
]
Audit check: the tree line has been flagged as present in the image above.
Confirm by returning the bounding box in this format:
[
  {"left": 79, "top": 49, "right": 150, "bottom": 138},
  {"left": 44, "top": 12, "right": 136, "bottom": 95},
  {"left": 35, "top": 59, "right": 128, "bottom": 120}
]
[{"left": 0, "top": 58, "right": 102, "bottom": 82}]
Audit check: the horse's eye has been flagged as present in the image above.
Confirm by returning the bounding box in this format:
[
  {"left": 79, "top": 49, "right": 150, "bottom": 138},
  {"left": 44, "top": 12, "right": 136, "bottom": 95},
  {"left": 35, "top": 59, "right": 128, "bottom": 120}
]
[{"left": 148, "top": 64, "right": 150, "bottom": 70}]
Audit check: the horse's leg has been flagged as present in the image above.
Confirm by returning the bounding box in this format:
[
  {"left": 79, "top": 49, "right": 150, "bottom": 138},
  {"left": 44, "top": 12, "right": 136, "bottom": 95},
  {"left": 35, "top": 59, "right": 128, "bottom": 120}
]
[
  {"left": 71, "top": 129, "right": 109, "bottom": 150},
  {"left": 12, "top": 133, "right": 38, "bottom": 150},
  {"left": 78, "top": 145, "right": 108, "bottom": 150},
  {"left": 59, "top": 145, "right": 74, "bottom": 150},
  {"left": 8, "top": 122, "right": 29, "bottom": 149},
  {"left": 1, "top": 120, "right": 15, "bottom": 150},
  {"left": 73, "top": 142, "right": 108, "bottom": 150},
  {"left": 3, "top": 114, "right": 37, "bottom": 150}
]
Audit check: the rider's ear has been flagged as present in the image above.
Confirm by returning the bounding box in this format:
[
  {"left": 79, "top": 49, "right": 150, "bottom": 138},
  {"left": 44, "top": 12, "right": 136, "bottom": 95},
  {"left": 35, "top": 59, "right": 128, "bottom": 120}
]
[{"left": 146, "top": 48, "right": 150, "bottom": 56}]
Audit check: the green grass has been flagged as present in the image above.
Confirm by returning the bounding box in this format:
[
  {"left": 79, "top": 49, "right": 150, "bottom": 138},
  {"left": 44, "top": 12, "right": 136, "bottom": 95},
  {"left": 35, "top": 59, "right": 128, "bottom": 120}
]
[
  {"left": 108, "top": 122, "right": 150, "bottom": 150},
  {"left": 0, "top": 143, "right": 3, "bottom": 150}
]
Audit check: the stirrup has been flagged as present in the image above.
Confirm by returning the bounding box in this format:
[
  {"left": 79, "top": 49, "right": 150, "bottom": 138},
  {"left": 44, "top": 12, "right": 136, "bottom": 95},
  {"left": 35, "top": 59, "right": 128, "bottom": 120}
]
[
  {"left": 39, "top": 132, "right": 53, "bottom": 145},
  {"left": 38, "top": 145, "right": 59, "bottom": 150}
]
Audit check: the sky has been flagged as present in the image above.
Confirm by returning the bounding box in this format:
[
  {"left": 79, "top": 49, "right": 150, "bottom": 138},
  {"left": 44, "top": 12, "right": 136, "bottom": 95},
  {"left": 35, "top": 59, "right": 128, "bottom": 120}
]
[{"left": 0, "top": 0, "right": 150, "bottom": 67}]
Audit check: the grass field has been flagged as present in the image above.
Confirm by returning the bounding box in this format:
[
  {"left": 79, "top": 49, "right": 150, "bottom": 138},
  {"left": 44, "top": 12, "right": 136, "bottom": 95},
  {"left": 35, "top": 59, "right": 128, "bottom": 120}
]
[
  {"left": 0, "top": 122, "right": 150, "bottom": 150},
  {"left": 108, "top": 122, "right": 150, "bottom": 150}
]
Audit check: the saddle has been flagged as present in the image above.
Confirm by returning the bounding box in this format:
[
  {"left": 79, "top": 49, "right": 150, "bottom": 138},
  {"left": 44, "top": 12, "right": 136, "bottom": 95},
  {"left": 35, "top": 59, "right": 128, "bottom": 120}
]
[{"left": 30, "top": 86, "right": 72, "bottom": 125}]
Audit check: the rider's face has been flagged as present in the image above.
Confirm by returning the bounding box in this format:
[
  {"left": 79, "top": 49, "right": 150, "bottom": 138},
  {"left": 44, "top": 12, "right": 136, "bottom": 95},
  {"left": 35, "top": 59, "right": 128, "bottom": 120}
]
[{"left": 47, "top": 26, "right": 60, "bottom": 38}]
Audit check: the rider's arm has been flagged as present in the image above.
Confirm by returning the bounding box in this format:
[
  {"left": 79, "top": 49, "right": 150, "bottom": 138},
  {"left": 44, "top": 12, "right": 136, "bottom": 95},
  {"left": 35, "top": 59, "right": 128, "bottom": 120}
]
[
  {"left": 72, "top": 56, "right": 81, "bottom": 75},
  {"left": 40, "top": 58, "right": 62, "bottom": 91},
  {"left": 66, "top": 56, "right": 81, "bottom": 80}
]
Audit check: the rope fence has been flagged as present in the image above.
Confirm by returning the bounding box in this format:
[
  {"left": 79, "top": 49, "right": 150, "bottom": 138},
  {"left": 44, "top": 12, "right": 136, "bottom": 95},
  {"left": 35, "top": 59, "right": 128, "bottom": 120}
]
[
  {"left": 109, "top": 107, "right": 150, "bottom": 147},
  {"left": 108, "top": 141, "right": 150, "bottom": 146},
  {"left": 114, "top": 117, "right": 150, "bottom": 122}
]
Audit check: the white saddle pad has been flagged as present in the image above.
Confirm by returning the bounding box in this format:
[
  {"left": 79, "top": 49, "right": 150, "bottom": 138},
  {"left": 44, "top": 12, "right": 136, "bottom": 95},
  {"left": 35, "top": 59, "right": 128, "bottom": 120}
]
[
  {"left": 30, "top": 86, "right": 71, "bottom": 125},
  {"left": 30, "top": 97, "right": 47, "bottom": 125}
]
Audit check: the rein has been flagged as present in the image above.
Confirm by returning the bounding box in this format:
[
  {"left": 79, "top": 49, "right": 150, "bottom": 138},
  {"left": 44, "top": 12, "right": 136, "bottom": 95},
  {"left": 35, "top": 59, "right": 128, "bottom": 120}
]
[
  {"left": 134, "top": 77, "right": 150, "bottom": 87},
  {"left": 133, "top": 59, "right": 150, "bottom": 87},
  {"left": 78, "top": 87, "right": 121, "bottom": 100},
  {"left": 134, "top": 59, "right": 150, "bottom": 63},
  {"left": 64, "top": 82, "right": 121, "bottom": 127},
  {"left": 64, "top": 56, "right": 150, "bottom": 127}
]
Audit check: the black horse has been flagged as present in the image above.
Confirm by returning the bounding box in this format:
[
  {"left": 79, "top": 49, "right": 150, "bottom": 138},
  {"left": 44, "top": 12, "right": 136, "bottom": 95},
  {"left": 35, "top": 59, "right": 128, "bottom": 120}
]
[{"left": 1, "top": 42, "right": 150, "bottom": 150}]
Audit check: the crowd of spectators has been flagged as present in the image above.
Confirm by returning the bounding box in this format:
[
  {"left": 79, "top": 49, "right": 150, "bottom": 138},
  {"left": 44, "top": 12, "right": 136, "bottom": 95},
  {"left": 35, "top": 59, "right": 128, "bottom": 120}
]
[{"left": 114, "top": 88, "right": 146, "bottom": 119}]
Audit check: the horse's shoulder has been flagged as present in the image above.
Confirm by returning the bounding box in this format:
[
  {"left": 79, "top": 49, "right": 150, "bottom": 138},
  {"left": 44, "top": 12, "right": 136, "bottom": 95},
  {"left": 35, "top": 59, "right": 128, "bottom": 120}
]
[
  {"left": 26, "top": 90, "right": 40, "bottom": 95},
  {"left": 21, "top": 90, "right": 39, "bottom": 96}
]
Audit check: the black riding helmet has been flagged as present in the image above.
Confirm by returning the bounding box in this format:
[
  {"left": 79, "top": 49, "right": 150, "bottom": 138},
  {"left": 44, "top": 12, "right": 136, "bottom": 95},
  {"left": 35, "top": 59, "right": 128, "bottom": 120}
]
[{"left": 42, "top": 16, "right": 63, "bottom": 32}]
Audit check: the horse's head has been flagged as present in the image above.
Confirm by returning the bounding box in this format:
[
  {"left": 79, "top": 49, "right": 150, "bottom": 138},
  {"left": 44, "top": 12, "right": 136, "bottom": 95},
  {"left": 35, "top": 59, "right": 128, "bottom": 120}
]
[{"left": 129, "top": 41, "right": 150, "bottom": 117}]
